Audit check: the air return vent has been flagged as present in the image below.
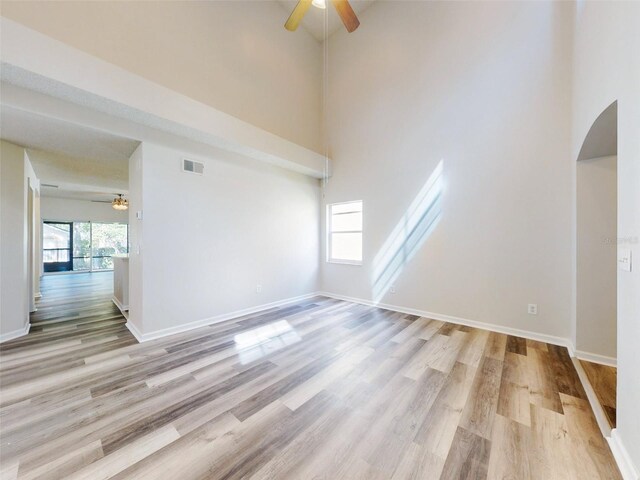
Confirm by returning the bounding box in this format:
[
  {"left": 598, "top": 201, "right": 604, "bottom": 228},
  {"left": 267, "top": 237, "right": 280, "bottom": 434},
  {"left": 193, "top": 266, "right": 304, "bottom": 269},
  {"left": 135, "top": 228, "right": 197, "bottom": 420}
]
[{"left": 182, "top": 158, "right": 204, "bottom": 175}]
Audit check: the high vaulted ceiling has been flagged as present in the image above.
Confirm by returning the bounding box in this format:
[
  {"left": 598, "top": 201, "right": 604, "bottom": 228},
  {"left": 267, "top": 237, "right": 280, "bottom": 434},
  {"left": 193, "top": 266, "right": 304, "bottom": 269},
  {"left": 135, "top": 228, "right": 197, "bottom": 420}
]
[{"left": 278, "top": 0, "right": 375, "bottom": 41}]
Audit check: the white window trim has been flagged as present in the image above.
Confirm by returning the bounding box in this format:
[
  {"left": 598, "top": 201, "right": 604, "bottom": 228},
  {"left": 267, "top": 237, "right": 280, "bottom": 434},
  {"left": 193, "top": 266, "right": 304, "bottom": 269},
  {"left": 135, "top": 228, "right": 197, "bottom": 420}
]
[
  {"left": 327, "top": 258, "right": 363, "bottom": 266},
  {"left": 326, "top": 200, "right": 363, "bottom": 266}
]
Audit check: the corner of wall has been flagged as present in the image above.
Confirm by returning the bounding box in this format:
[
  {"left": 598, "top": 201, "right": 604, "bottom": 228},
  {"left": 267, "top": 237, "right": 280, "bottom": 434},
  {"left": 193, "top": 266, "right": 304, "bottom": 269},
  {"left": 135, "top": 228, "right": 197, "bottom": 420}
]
[
  {"left": 126, "top": 143, "right": 144, "bottom": 334},
  {"left": 0, "top": 140, "right": 30, "bottom": 338}
]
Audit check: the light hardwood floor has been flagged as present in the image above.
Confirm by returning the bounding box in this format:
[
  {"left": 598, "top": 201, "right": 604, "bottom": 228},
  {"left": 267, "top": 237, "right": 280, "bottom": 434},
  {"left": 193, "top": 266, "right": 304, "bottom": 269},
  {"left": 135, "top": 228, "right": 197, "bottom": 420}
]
[
  {"left": 580, "top": 360, "right": 617, "bottom": 429},
  {"left": 0, "top": 273, "right": 621, "bottom": 479}
]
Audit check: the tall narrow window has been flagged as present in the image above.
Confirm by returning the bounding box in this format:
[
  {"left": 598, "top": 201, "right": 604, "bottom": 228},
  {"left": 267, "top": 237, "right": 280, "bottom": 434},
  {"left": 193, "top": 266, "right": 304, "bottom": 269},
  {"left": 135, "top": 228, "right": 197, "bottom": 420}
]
[{"left": 327, "top": 200, "right": 363, "bottom": 264}]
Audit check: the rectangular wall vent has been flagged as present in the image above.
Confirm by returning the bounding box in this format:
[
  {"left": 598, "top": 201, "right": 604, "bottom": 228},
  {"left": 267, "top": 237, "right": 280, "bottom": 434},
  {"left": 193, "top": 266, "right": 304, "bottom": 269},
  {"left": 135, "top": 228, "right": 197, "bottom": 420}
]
[{"left": 182, "top": 158, "right": 204, "bottom": 175}]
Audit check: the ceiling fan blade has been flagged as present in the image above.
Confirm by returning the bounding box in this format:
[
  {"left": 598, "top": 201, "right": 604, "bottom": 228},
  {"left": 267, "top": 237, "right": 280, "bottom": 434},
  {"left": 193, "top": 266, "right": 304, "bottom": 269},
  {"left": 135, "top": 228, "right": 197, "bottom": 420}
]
[
  {"left": 331, "top": 0, "right": 360, "bottom": 33},
  {"left": 285, "top": 0, "right": 313, "bottom": 31}
]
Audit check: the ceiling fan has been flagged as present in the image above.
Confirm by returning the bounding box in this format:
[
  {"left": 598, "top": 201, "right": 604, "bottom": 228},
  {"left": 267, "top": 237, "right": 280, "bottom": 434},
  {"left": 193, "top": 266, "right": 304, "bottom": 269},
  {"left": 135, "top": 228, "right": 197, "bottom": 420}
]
[{"left": 285, "top": 0, "right": 360, "bottom": 33}]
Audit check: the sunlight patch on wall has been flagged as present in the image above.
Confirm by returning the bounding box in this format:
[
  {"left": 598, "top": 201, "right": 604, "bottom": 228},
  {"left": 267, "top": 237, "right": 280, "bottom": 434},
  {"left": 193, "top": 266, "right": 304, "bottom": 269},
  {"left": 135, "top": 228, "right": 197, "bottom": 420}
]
[{"left": 372, "top": 160, "right": 444, "bottom": 302}]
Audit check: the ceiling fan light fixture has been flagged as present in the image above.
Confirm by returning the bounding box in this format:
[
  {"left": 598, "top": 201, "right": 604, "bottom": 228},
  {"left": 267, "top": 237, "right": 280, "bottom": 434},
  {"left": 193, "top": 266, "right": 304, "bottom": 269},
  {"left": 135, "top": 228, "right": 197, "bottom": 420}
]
[
  {"left": 112, "top": 194, "right": 129, "bottom": 211},
  {"left": 285, "top": 0, "right": 359, "bottom": 33}
]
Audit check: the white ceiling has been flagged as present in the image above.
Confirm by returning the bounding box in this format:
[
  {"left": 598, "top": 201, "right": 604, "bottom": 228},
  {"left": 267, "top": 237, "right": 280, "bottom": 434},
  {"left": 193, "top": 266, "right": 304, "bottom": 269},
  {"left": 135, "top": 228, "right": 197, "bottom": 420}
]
[
  {"left": 38, "top": 186, "right": 120, "bottom": 203},
  {"left": 278, "top": 0, "right": 376, "bottom": 41},
  {"left": 1, "top": 105, "right": 139, "bottom": 201},
  {"left": 1, "top": 106, "right": 139, "bottom": 163}
]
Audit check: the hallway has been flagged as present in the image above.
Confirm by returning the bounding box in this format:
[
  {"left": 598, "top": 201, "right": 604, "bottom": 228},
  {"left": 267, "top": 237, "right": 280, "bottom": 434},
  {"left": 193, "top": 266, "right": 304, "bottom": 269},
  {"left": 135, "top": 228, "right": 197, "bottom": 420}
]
[
  {"left": 1, "top": 272, "right": 136, "bottom": 376},
  {"left": 35, "top": 273, "right": 129, "bottom": 336}
]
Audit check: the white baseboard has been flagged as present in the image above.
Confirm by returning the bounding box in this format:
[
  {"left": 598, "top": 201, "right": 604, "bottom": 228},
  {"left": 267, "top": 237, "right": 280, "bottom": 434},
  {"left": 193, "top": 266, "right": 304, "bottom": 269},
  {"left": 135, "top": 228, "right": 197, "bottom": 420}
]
[
  {"left": 125, "top": 292, "right": 322, "bottom": 343},
  {"left": 575, "top": 350, "right": 617, "bottom": 367},
  {"left": 0, "top": 323, "right": 31, "bottom": 343},
  {"left": 319, "top": 291, "right": 574, "bottom": 352},
  {"left": 111, "top": 296, "right": 129, "bottom": 314},
  {"left": 572, "top": 357, "right": 612, "bottom": 437},
  {"left": 609, "top": 429, "right": 640, "bottom": 480},
  {"left": 125, "top": 321, "right": 144, "bottom": 343}
]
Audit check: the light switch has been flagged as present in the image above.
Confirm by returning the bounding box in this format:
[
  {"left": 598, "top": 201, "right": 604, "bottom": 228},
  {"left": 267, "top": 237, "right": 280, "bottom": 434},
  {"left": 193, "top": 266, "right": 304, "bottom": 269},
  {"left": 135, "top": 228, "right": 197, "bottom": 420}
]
[{"left": 618, "top": 248, "right": 632, "bottom": 272}]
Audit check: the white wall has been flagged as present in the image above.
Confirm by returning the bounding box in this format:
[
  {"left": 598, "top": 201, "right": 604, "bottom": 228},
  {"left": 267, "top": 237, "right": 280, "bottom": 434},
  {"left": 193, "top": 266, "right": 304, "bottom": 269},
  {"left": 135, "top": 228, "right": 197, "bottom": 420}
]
[
  {"left": 129, "top": 143, "right": 320, "bottom": 337},
  {"left": 0, "top": 1, "right": 323, "bottom": 153},
  {"left": 322, "top": 1, "right": 574, "bottom": 340},
  {"left": 24, "top": 152, "right": 40, "bottom": 312},
  {"left": 128, "top": 145, "right": 144, "bottom": 334},
  {"left": 41, "top": 197, "right": 128, "bottom": 223},
  {"left": 573, "top": 1, "right": 640, "bottom": 475},
  {"left": 1, "top": 140, "right": 28, "bottom": 338},
  {"left": 0, "top": 140, "right": 39, "bottom": 339},
  {"left": 576, "top": 155, "right": 617, "bottom": 360},
  {"left": 32, "top": 177, "right": 42, "bottom": 295}
]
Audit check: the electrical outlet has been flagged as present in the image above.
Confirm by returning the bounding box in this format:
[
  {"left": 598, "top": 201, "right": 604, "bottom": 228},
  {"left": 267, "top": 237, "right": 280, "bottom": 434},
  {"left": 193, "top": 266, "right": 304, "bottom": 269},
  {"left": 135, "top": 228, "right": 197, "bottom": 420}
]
[
  {"left": 390, "top": 285, "right": 396, "bottom": 294},
  {"left": 527, "top": 304, "right": 538, "bottom": 315},
  {"left": 256, "top": 284, "right": 262, "bottom": 293}
]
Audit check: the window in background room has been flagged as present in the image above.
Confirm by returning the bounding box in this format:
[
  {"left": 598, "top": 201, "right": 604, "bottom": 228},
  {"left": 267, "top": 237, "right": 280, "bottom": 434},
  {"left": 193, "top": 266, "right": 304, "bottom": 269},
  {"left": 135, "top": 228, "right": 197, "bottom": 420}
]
[
  {"left": 43, "top": 222, "right": 72, "bottom": 272},
  {"left": 91, "top": 222, "right": 129, "bottom": 271},
  {"left": 73, "top": 222, "right": 91, "bottom": 271},
  {"left": 327, "top": 200, "right": 363, "bottom": 264},
  {"left": 43, "top": 221, "right": 128, "bottom": 273}
]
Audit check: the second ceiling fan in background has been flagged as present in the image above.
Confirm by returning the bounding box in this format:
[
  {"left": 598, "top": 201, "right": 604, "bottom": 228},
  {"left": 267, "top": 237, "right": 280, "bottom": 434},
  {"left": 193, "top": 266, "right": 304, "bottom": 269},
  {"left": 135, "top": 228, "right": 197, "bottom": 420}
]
[{"left": 285, "top": 0, "right": 360, "bottom": 33}]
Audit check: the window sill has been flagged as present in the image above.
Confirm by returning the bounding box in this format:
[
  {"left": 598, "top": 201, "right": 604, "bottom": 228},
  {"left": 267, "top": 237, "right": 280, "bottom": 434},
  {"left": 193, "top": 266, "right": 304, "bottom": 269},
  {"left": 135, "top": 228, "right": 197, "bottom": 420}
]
[{"left": 326, "top": 259, "right": 362, "bottom": 266}]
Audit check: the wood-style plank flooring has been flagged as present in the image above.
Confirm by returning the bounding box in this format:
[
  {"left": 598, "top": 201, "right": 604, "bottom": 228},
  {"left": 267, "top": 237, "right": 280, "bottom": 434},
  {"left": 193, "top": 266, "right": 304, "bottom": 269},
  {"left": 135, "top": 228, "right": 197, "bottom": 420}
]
[
  {"left": 0, "top": 273, "right": 621, "bottom": 479},
  {"left": 580, "top": 359, "right": 617, "bottom": 429}
]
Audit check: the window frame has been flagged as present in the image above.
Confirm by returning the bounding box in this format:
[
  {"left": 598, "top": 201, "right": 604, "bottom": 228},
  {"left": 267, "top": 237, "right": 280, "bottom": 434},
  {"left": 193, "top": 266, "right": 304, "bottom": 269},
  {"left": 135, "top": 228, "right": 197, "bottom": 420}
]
[{"left": 326, "top": 200, "right": 363, "bottom": 266}]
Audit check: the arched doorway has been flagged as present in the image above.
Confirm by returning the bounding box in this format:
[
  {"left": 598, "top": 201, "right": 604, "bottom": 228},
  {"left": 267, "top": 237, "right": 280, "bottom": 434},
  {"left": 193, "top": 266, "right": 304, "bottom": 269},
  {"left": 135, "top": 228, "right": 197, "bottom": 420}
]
[{"left": 576, "top": 100, "right": 618, "bottom": 431}]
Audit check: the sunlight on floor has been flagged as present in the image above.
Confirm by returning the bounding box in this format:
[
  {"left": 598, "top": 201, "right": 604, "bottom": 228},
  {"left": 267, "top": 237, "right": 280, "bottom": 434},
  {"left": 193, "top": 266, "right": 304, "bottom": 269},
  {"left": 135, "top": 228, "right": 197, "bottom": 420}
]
[{"left": 234, "top": 320, "right": 301, "bottom": 364}]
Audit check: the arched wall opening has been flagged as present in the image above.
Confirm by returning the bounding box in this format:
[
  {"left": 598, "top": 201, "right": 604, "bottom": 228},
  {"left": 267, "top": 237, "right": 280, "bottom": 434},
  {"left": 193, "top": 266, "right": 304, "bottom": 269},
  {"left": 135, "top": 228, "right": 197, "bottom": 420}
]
[
  {"left": 575, "top": 100, "right": 618, "bottom": 431},
  {"left": 576, "top": 100, "right": 618, "bottom": 363}
]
